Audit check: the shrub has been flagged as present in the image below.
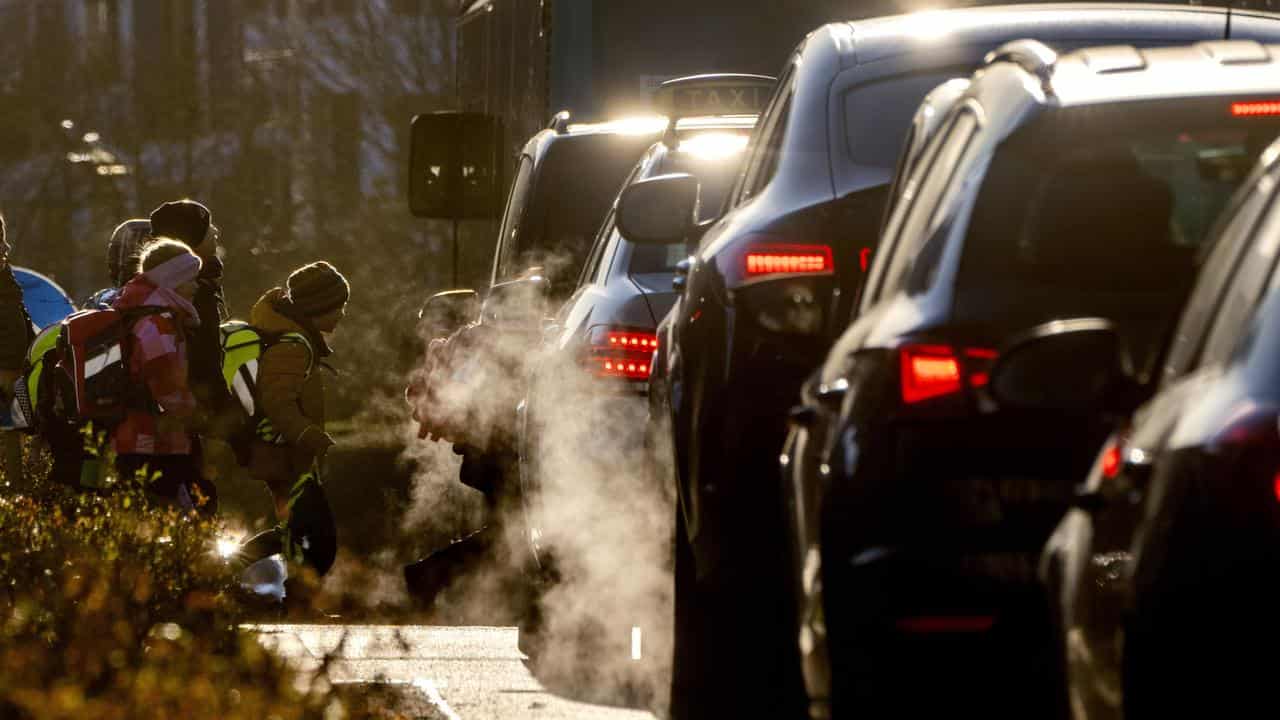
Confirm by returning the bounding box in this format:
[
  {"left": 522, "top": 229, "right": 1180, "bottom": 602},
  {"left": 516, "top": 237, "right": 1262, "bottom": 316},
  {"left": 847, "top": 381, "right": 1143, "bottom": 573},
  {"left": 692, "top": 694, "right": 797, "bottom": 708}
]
[{"left": 0, "top": 441, "right": 328, "bottom": 720}]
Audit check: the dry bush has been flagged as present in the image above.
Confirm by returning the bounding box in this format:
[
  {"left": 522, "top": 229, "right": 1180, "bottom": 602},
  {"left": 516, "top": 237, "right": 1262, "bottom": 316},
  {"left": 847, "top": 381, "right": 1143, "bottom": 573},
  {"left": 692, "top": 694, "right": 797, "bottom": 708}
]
[{"left": 0, "top": 442, "right": 331, "bottom": 720}]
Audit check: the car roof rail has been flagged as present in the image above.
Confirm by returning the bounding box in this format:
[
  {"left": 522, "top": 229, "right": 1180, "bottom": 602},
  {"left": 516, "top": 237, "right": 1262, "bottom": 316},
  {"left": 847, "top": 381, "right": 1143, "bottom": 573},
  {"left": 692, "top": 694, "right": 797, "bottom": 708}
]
[
  {"left": 548, "top": 110, "right": 571, "bottom": 134},
  {"left": 984, "top": 39, "right": 1057, "bottom": 86}
]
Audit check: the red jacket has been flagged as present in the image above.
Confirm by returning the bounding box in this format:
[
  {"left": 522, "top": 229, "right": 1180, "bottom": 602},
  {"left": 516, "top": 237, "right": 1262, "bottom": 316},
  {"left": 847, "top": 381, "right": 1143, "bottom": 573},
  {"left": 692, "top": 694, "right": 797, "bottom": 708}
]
[{"left": 110, "top": 276, "right": 198, "bottom": 456}]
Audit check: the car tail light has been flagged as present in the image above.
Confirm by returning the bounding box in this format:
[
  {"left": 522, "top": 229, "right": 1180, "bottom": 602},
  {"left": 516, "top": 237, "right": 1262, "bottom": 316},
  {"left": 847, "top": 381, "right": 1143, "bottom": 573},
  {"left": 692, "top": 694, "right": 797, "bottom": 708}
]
[
  {"left": 1101, "top": 440, "right": 1123, "bottom": 479},
  {"left": 722, "top": 234, "right": 836, "bottom": 289},
  {"left": 586, "top": 328, "right": 657, "bottom": 380},
  {"left": 899, "top": 344, "right": 997, "bottom": 404},
  {"left": 744, "top": 244, "right": 834, "bottom": 278},
  {"left": 1231, "top": 100, "right": 1280, "bottom": 117}
]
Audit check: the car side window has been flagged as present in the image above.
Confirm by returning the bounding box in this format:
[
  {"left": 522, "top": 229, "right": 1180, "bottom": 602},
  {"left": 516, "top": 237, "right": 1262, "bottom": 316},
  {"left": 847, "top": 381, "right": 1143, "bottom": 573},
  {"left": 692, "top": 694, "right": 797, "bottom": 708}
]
[
  {"left": 733, "top": 65, "right": 795, "bottom": 205},
  {"left": 1199, "top": 193, "right": 1280, "bottom": 368},
  {"left": 742, "top": 94, "right": 793, "bottom": 201},
  {"left": 580, "top": 209, "right": 616, "bottom": 287},
  {"left": 1162, "top": 170, "right": 1278, "bottom": 380},
  {"left": 495, "top": 155, "right": 535, "bottom": 282},
  {"left": 873, "top": 110, "right": 979, "bottom": 302}
]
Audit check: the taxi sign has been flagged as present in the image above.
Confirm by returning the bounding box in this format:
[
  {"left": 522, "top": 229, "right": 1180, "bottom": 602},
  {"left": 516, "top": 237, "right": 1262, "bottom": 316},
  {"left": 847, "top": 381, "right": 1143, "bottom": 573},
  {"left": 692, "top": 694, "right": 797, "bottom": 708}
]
[{"left": 653, "top": 74, "right": 775, "bottom": 120}]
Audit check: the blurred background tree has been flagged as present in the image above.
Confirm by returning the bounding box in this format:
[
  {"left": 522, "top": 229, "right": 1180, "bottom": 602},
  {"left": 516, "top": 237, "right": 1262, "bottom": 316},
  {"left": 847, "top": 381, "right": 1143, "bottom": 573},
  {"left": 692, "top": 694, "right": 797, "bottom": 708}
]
[{"left": 0, "top": 0, "right": 456, "bottom": 419}]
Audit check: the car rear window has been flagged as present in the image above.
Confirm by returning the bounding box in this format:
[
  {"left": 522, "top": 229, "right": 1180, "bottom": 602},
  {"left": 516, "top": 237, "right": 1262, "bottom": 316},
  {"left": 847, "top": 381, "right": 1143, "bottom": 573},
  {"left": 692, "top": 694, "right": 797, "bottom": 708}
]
[
  {"left": 843, "top": 72, "right": 961, "bottom": 173},
  {"left": 511, "top": 134, "right": 653, "bottom": 287},
  {"left": 628, "top": 144, "right": 743, "bottom": 275},
  {"left": 955, "top": 97, "right": 1280, "bottom": 375}
]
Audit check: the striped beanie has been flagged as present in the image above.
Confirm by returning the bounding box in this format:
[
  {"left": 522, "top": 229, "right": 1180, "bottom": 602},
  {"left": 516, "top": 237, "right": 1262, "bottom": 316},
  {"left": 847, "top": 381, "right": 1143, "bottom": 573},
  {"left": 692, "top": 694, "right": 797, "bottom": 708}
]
[{"left": 286, "top": 261, "right": 350, "bottom": 317}]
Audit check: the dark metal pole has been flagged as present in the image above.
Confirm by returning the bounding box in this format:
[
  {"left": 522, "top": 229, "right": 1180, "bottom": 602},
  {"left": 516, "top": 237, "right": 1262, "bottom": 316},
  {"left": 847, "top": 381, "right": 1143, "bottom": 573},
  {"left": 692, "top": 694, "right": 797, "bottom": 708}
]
[{"left": 452, "top": 218, "right": 460, "bottom": 288}]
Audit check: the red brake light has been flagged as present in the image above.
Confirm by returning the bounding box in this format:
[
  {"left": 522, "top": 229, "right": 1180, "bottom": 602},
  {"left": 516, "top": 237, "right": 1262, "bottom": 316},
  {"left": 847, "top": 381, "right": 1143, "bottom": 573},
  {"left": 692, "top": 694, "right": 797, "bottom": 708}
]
[
  {"left": 588, "top": 329, "right": 657, "bottom": 380},
  {"left": 1232, "top": 101, "right": 1280, "bottom": 117},
  {"left": 899, "top": 344, "right": 997, "bottom": 404},
  {"left": 1272, "top": 471, "right": 1280, "bottom": 504},
  {"left": 1101, "top": 441, "right": 1123, "bottom": 480},
  {"left": 606, "top": 331, "right": 659, "bottom": 351},
  {"left": 901, "top": 345, "right": 962, "bottom": 404},
  {"left": 744, "top": 244, "right": 833, "bottom": 278}
]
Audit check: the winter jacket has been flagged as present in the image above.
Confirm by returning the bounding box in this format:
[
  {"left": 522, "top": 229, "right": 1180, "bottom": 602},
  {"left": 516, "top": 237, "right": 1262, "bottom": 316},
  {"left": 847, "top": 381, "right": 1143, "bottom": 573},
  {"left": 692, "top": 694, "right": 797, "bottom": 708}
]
[
  {"left": 111, "top": 275, "right": 199, "bottom": 456},
  {"left": 248, "top": 288, "right": 334, "bottom": 490},
  {"left": 0, "top": 265, "right": 32, "bottom": 372}
]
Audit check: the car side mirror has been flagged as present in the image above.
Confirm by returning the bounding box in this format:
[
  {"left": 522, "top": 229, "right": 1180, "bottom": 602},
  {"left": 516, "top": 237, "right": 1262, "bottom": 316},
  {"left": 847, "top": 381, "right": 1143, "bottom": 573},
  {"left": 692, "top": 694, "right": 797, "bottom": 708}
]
[
  {"left": 417, "top": 289, "right": 480, "bottom": 340},
  {"left": 617, "top": 173, "right": 699, "bottom": 245},
  {"left": 481, "top": 275, "right": 550, "bottom": 328},
  {"left": 409, "top": 111, "right": 502, "bottom": 219},
  {"left": 988, "top": 318, "right": 1138, "bottom": 414}
]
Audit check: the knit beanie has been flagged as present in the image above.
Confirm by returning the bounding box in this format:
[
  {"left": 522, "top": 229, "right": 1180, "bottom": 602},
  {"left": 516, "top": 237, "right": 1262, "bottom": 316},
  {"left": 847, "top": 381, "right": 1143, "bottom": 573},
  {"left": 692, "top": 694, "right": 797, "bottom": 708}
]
[
  {"left": 150, "top": 200, "right": 211, "bottom": 247},
  {"left": 286, "top": 261, "right": 350, "bottom": 317}
]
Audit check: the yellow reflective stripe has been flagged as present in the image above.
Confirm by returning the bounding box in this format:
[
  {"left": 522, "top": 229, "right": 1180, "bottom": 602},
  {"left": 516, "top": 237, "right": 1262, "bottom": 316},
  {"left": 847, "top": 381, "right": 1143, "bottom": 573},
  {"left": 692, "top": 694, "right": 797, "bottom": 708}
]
[
  {"left": 222, "top": 328, "right": 263, "bottom": 386},
  {"left": 26, "top": 361, "right": 42, "bottom": 407},
  {"left": 287, "top": 471, "right": 316, "bottom": 510}
]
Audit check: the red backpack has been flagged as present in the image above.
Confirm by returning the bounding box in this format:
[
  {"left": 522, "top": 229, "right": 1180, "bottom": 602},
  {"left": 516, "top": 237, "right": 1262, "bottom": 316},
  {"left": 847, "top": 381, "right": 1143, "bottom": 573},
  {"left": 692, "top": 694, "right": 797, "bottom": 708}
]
[{"left": 54, "top": 307, "right": 167, "bottom": 424}]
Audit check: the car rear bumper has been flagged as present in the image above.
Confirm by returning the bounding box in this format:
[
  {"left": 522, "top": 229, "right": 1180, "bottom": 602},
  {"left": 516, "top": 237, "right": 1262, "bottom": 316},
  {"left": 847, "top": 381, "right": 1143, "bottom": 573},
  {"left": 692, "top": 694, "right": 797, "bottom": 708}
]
[{"left": 816, "top": 544, "right": 1059, "bottom": 714}]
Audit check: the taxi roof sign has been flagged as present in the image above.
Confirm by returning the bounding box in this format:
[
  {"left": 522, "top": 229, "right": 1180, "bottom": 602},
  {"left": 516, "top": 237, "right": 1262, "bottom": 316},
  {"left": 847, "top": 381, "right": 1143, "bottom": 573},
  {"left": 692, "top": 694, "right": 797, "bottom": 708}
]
[{"left": 653, "top": 74, "right": 776, "bottom": 120}]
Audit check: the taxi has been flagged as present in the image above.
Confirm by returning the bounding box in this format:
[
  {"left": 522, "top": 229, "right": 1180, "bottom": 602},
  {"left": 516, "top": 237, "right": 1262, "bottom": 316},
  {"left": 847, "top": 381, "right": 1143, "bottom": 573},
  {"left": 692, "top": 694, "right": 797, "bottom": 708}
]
[{"left": 509, "top": 74, "right": 767, "bottom": 658}]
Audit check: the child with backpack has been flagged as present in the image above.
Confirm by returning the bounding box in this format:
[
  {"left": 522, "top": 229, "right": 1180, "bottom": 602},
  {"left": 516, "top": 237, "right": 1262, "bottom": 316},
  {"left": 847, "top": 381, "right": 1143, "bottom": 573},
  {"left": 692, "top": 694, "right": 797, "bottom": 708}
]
[
  {"left": 110, "top": 238, "right": 213, "bottom": 512},
  {"left": 237, "top": 261, "right": 348, "bottom": 579}
]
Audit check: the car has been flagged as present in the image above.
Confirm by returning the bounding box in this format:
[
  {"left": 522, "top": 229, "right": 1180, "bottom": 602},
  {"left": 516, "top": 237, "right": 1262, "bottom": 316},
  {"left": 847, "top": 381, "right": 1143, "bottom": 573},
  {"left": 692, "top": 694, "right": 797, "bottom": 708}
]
[
  {"left": 403, "top": 114, "right": 663, "bottom": 606},
  {"left": 630, "top": 5, "right": 1280, "bottom": 718},
  {"left": 517, "top": 85, "right": 760, "bottom": 576},
  {"left": 782, "top": 37, "right": 1280, "bottom": 718},
  {"left": 509, "top": 77, "right": 764, "bottom": 674},
  {"left": 1037, "top": 131, "right": 1280, "bottom": 719}
]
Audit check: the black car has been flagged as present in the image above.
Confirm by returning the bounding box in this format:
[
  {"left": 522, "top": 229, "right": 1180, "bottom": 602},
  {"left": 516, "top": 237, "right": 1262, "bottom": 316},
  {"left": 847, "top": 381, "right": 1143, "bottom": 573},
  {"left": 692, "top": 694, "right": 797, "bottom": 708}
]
[
  {"left": 1038, "top": 131, "right": 1280, "bottom": 718},
  {"left": 782, "top": 37, "right": 1280, "bottom": 717},
  {"left": 403, "top": 115, "right": 661, "bottom": 607},
  {"left": 630, "top": 5, "right": 1280, "bottom": 718},
  {"left": 517, "top": 110, "right": 756, "bottom": 574},
  {"left": 510, "top": 86, "right": 760, "bottom": 677}
]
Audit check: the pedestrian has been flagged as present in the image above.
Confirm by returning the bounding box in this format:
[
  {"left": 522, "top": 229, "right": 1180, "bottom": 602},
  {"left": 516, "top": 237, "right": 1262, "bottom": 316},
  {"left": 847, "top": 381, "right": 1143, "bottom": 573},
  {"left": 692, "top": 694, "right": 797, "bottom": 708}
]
[
  {"left": 84, "top": 218, "right": 151, "bottom": 309},
  {"left": 149, "top": 200, "right": 236, "bottom": 504},
  {"left": 111, "top": 238, "right": 212, "bottom": 511},
  {"left": 240, "top": 261, "right": 349, "bottom": 579},
  {"left": 0, "top": 213, "right": 36, "bottom": 489},
  {"left": 148, "top": 201, "right": 231, "bottom": 414}
]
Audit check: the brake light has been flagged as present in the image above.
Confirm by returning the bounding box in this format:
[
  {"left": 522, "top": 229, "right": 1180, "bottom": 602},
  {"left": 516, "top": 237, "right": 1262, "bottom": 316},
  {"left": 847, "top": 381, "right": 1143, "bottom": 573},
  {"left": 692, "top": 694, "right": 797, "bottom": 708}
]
[
  {"left": 744, "top": 244, "right": 833, "bottom": 278},
  {"left": 1231, "top": 101, "right": 1280, "bottom": 117},
  {"left": 1272, "top": 471, "right": 1280, "bottom": 504},
  {"left": 588, "top": 328, "right": 657, "bottom": 380},
  {"left": 1101, "top": 441, "right": 1123, "bottom": 480},
  {"left": 901, "top": 345, "right": 961, "bottom": 404},
  {"left": 900, "top": 344, "right": 997, "bottom": 404},
  {"left": 606, "top": 331, "right": 659, "bottom": 351}
]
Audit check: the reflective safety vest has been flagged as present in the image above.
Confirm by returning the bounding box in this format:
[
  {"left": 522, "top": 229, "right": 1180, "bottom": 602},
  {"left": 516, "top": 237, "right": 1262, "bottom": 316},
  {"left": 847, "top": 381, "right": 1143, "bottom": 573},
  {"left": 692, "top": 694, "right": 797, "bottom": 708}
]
[
  {"left": 9, "top": 324, "right": 62, "bottom": 431},
  {"left": 220, "top": 321, "right": 314, "bottom": 444}
]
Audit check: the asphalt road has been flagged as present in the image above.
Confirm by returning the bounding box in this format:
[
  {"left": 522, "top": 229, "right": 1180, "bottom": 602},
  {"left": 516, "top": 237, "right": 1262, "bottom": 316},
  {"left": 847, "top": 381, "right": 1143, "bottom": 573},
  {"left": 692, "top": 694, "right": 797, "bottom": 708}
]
[{"left": 253, "top": 624, "right": 659, "bottom": 720}]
